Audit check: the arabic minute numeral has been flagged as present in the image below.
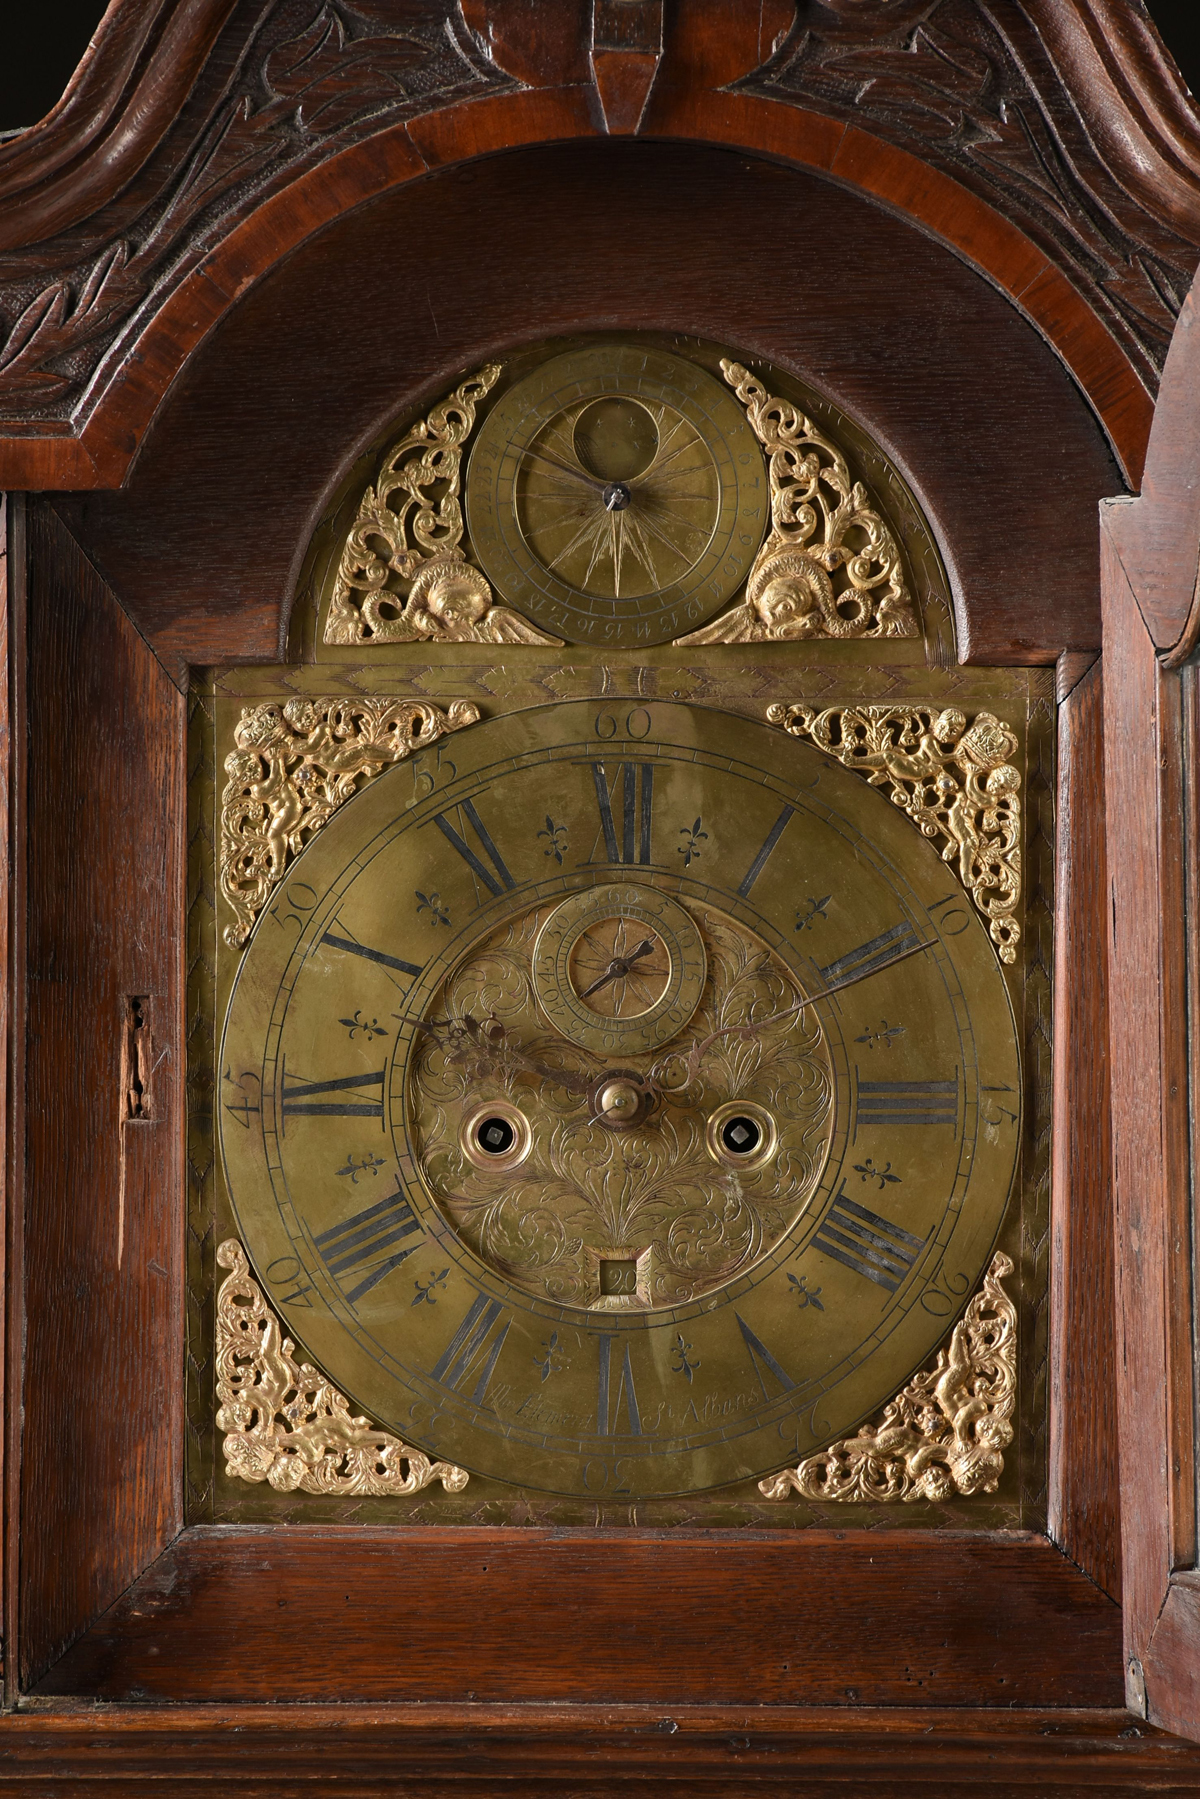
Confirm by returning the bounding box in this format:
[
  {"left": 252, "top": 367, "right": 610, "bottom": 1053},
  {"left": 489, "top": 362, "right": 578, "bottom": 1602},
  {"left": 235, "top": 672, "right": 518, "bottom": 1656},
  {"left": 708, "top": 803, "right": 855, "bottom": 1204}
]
[
  {"left": 265, "top": 1255, "right": 316, "bottom": 1309},
  {"left": 222, "top": 1068, "right": 261, "bottom": 1127}
]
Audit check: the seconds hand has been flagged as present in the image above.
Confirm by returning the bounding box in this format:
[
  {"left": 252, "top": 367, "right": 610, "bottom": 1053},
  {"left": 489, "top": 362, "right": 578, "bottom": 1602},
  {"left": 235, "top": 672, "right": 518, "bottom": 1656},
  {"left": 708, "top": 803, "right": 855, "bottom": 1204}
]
[{"left": 576, "top": 938, "right": 657, "bottom": 1000}]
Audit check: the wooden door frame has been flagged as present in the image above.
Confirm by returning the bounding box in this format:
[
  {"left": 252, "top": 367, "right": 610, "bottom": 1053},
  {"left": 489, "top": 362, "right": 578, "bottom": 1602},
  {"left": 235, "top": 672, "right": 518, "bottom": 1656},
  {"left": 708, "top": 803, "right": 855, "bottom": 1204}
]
[
  {"left": 1103, "top": 278, "right": 1200, "bottom": 1742},
  {"left": 0, "top": 0, "right": 1199, "bottom": 1785}
]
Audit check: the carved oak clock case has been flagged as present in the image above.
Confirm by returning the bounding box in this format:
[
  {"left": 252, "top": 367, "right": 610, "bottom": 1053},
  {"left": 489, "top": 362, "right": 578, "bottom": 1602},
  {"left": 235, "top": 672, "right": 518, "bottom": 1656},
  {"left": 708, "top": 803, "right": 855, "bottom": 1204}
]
[{"left": 2, "top": 0, "right": 1194, "bottom": 1788}]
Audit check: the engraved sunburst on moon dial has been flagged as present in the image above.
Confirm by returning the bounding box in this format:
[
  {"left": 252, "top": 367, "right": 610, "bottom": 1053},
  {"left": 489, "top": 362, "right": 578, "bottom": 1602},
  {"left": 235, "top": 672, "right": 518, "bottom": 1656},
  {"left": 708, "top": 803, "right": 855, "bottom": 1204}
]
[{"left": 464, "top": 345, "right": 771, "bottom": 645}]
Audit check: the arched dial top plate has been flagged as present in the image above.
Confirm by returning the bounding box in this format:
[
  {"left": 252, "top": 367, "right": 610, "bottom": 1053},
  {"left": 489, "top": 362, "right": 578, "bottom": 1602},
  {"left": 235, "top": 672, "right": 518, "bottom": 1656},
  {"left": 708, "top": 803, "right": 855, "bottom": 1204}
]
[
  {"left": 465, "top": 345, "right": 771, "bottom": 645},
  {"left": 219, "top": 700, "right": 1020, "bottom": 1500}
]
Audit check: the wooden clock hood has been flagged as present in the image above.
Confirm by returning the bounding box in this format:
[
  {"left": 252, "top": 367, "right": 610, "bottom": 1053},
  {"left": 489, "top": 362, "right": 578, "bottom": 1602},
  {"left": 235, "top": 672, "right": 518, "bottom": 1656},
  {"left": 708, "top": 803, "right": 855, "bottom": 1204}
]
[{"left": 2, "top": 1, "right": 1200, "bottom": 1792}]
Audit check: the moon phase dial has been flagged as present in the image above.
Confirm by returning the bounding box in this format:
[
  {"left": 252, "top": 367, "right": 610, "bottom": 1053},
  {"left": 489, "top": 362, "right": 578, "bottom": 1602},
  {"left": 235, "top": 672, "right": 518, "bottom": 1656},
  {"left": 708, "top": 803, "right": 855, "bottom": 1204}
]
[{"left": 465, "top": 344, "right": 770, "bottom": 645}]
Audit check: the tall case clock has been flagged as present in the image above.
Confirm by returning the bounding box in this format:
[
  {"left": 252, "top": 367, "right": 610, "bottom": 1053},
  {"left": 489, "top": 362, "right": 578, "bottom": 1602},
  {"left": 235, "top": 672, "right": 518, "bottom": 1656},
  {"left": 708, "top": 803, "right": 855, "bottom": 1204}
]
[{"left": 1, "top": 0, "right": 1196, "bottom": 1788}]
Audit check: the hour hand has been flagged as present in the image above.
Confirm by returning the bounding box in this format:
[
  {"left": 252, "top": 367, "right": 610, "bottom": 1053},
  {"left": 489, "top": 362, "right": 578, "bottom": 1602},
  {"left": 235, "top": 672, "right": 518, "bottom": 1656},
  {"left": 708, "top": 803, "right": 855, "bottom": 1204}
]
[{"left": 577, "top": 937, "right": 657, "bottom": 999}]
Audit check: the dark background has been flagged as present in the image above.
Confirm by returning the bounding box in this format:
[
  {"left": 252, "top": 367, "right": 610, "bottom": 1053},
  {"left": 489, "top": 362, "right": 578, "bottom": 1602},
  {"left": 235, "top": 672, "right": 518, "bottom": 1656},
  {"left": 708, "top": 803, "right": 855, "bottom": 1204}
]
[{"left": 1, "top": 0, "right": 1198, "bottom": 135}]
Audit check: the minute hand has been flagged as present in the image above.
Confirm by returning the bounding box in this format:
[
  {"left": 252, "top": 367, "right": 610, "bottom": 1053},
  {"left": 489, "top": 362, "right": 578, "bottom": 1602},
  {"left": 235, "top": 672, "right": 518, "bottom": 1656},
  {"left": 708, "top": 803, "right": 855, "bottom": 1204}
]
[{"left": 673, "top": 935, "right": 936, "bottom": 1089}]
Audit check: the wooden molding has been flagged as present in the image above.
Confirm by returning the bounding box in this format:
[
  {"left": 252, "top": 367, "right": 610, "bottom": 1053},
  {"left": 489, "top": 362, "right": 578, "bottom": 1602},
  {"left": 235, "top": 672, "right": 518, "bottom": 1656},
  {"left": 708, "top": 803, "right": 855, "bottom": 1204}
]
[
  {"left": 1, "top": 1702, "right": 1198, "bottom": 1793},
  {"left": 0, "top": 0, "right": 1196, "bottom": 488}
]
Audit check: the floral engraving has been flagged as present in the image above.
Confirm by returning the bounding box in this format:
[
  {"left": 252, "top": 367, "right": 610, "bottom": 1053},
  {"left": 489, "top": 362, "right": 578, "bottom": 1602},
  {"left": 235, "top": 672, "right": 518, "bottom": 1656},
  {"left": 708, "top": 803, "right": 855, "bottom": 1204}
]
[{"left": 409, "top": 902, "right": 834, "bottom": 1309}]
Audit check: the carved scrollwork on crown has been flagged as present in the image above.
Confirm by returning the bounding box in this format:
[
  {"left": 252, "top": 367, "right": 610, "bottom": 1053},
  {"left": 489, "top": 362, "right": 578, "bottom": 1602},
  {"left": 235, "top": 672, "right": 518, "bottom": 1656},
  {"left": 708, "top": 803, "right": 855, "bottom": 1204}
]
[
  {"left": 322, "top": 366, "right": 563, "bottom": 647},
  {"left": 675, "top": 361, "right": 919, "bottom": 643},
  {"left": 216, "top": 1239, "right": 470, "bottom": 1496},
  {"left": 0, "top": 1, "right": 514, "bottom": 417},
  {"left": 737, "top": 0, "right": 1200, "bottom": 383},
  {"left": 219, "top": 694, "right": 481, "bottom": 949},
  {"left": 766, "top": 702, "right": 1021, "bottom": 961},
  {"left": 759, "top": 1251, "right": 1015, "bottom": 1504}
]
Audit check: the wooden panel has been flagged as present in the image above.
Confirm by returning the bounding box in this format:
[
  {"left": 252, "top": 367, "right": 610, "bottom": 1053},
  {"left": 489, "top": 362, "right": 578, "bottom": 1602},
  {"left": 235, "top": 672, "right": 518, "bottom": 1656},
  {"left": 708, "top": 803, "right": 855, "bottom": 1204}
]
[
  {"left": 19, "top": 503, "right": 185, "bottom": 1687},
  {"left": 1104, "top": 286, "right": 1200, "bottom": 656},
  {"left": 1101, "top": 517, "right": 1197, "bottom": 1726},
  {"left": 0, "top": 496, "right": 18, "bottom": 1710},
  {"left": 3, "top": 1703, "right": 1200, "bottom": 1796},
  {"left": 0, "top": 0, "right": 1182, "bottom": 492},
  {"left": 32, "top": 1527, "right": 1122, "bottom": 1706},
  {"left": 1049, "top": 658, "right": 1121, "bottom": 1599},
  {"left": 56, "top": 140, "right": 1123, "bottom": 675}
]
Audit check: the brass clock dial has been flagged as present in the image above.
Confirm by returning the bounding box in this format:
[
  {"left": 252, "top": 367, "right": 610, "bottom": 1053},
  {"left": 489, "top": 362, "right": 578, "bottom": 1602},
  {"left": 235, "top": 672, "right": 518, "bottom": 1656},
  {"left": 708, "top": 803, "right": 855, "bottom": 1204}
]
[
  {"left": 219, "top": 700, "right": 1020, "bottom": 1500},
  {"left": 464, "top": 345, "right": 771, "bottom": 645},
  {"left": 532, "top": 884, "right": 707, "bottom": 1055}
]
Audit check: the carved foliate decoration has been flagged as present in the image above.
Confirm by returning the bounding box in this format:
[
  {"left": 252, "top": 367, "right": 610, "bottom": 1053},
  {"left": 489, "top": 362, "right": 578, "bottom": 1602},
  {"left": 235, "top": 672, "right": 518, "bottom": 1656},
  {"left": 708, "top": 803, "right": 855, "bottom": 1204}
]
[
  {"left": 760, "top": 1251, "right": 1015, "bottom": 1503},
  {"left": 739, "top": 1, "right": 1199, "bottom": 386},
  {"left": 220, "top": 696, "right": 480, "bottom": 948},
  {"left": 676, "top": 362, "right": 918, "bottom": 643},
  {"left": 767, "top": 703, "right": 1021, "bottom": 962},
  {"left": 216, "top": 1240, "right": 469, "bottom": 1496},
  {"left": 323, "top": 366, "right": 562, "bottom": 646},
  {"left": 0, "top": 2, "right": 513, "bottom": 417}
]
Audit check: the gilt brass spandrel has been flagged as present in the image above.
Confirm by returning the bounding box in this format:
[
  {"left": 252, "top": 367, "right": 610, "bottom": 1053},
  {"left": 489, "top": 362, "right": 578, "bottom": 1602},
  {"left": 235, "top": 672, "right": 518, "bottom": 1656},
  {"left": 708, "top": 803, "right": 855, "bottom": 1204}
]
[
  {"left": 675, "top": 361, "right": 918, "bottom": 645},
  {"left": 216, "top": 1239, "right": 469, "bottom": 1497},
  {"left": 194, "top": 665, "right": 1046, "bottom": 1529}
]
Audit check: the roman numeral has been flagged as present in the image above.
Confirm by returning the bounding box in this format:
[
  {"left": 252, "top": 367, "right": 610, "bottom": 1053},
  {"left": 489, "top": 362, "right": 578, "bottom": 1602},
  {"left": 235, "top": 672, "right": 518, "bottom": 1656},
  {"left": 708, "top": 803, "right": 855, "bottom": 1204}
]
[
  {"left": 736, "top": 1313, "right": 795, "bottom": 1401},
  {"left": 433, "top": 797, "right": 516, "bottom": 900},
  {"left": 280, "top": 1063, "right": 385, "bottom": 1129},
  {"left": 432, "top": 1292, "right": 512, "bottom": 1406},
  {"left": 588, "top": 762, "right": 654, "bottom": 865},
  {"left": 855, "top": 1073, "right": 959, "bottom": 1133},
  {"left": 313, "top": 1186, "right": 422, "bottom": 1304},
  {"left": 817, "top": 921, "right": 922, "bottom": 988},
  {"left": 812, "top": 1186, "right": 926, "bottom": 1292},
  {"left": 321, "top": 929, "right": 422, "bottom": 979},
  {"left": 597, "top": 1335, "right": 642, "bottom": 1434},
  {"left": 737, "top": 804, "right": 795, "bottom": 896}
]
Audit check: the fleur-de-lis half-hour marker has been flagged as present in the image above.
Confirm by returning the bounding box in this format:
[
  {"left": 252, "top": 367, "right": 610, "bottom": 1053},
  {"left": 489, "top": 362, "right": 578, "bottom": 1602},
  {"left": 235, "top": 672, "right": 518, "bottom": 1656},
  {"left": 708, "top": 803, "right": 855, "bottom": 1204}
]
[
  {"left": 787, "top": 1273, "right": 825, "bottom": 1311},
  {"left": 669, "top": 1332, "right": 700, "bottom": 1380},
  {"left": 416, "top": 890, "right": 451, "bottom": 927},
  {"left": 677, "top": 817, "right": 709, "bottom": 868},
  {"left": 339, "top": 1009, "right": 387, "bottom": 1040},
  {"left": 795, "top": 895, "right": 831, "bottom": 932},
  {"left": 537, "top": 816, "right": 569, "bottom": 864},
  {"left": 855, "top": 1019, "right": 906, "bottom": 1050},
  {"left": 412, "top": 1268, "right": 450, "bottom": 1306}
]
